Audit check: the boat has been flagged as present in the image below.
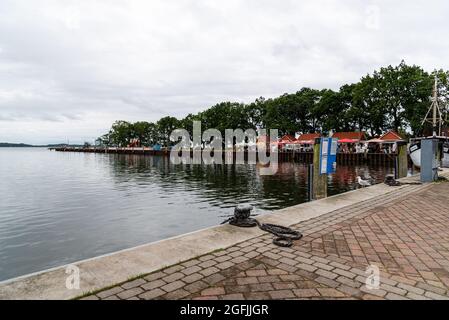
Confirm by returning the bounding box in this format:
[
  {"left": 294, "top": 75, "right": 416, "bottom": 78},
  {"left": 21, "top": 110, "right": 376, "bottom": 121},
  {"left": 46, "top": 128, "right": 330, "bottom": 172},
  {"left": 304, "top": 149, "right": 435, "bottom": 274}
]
[{"left": 409, "top": 77, "right": 449, "bottom": 168}]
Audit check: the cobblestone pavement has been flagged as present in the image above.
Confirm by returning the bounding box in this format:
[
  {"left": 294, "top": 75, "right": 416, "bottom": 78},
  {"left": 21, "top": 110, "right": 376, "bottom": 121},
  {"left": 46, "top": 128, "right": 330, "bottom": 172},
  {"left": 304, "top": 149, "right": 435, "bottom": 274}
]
[{"left": 83, "top": 181, "right": 449, "bottom": 300}]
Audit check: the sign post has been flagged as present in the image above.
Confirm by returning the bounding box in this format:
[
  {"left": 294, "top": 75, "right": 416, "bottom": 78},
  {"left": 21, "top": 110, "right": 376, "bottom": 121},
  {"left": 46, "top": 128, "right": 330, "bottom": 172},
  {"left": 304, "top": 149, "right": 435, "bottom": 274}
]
[{"left": 312, "top": 137, "right": 337, "bottom": 200}]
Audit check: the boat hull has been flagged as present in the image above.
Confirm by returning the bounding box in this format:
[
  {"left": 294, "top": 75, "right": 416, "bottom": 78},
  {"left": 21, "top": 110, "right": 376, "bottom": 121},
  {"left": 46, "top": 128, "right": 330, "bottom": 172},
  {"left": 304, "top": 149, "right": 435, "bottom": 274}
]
[{"left": 409, "top": 139, "right": 449, "bottom": 168}]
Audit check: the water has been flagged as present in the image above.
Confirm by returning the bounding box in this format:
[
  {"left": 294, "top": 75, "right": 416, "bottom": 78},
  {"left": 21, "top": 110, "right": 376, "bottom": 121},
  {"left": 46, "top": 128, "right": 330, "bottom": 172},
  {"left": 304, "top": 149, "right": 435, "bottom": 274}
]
[{"left": 0, "top": 148, "right": 394, "bottom": 281}]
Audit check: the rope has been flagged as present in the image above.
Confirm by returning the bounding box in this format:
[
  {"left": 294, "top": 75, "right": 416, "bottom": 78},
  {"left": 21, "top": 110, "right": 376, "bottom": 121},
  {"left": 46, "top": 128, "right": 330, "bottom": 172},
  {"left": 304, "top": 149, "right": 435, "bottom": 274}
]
[
  {"left": 222, "top": 217, "right": 303, "bottom": 247},
  {"left": 384, "top": 175, "right": 423, "bottom": 187}
]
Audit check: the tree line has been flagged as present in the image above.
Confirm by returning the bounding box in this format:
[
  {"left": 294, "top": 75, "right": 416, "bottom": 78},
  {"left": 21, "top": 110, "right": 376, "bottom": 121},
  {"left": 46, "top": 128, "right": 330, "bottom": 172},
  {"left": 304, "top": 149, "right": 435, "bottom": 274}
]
[{"left": 96, "top": 61, "right": 449, "bottom": 147}]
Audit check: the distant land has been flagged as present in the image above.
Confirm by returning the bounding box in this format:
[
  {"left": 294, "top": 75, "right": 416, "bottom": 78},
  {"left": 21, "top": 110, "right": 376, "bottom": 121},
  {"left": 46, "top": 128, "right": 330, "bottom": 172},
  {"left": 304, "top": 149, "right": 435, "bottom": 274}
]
[{"left": 0, "top": 142, "right": 83, "bottom": 148}]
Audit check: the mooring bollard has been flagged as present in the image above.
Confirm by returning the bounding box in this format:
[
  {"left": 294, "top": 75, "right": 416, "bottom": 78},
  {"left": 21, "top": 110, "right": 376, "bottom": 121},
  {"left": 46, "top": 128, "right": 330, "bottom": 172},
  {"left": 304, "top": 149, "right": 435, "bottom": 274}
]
[
  {"left": 312, "top": 138, "right": 327, "bottom": 200},
  {"left": 307, "top": 163, "right": 314, "bottom": 202},
  {"left": 396, "top": 141, "right": 408, "bottom": 179}
]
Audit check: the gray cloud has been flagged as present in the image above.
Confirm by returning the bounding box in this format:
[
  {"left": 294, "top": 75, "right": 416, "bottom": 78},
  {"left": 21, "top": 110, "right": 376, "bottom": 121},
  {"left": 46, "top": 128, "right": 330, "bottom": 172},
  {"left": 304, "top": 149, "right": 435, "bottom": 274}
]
[{"left": 0, "top": 0, "right": 449, "bottom": 144}]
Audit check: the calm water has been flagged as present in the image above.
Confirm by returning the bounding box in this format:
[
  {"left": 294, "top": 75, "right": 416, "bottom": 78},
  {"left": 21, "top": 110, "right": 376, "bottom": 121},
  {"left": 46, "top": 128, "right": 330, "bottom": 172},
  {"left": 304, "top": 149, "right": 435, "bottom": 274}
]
[{"left": 0, "top": 148, "right": 394, "bottom": 281}]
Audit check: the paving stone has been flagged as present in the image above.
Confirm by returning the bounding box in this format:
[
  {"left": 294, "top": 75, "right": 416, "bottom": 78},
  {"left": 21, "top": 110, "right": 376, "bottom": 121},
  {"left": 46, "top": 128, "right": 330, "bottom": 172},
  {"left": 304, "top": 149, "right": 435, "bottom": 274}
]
[
  {"left": 315, "top": 269, "right": 338, "bottom": 280},
  {"left": 163, "top": 265, "right": 184, "bottom": 274},
  {"left": 279, "top": 274, "right": 303, "bottom": 282},
  {"left": 258, "top": 275, "right": 280, "bottom": 283},
  {"left": 183, "top": 273, "right": 203, "bottom": 284},
  {"left": 314, "top": 262, "right": 334, "bottom": 271},
  {"left": 216, "top": 261, "right": 234, "bottom": 270},
  {"left": 416, "top": 282, "right": 447, "bottom": 295},
  {"left": 236, "top": 277, "right": 259, "bottom": 285},
  {"left": 162, "top": 272, "right": 184, "bottom": 282},
  {"left": 397, "top": 283, "right": 425, "bottom": 295},
  {"left": 337, "top": 285, "right": 363, "bottom": 298},
  {"left": 203, "top": 273, "right": 226, "bottom": 285},
  {"left": 424, "top": 291, "right": 449, "bottom": 300},
  {"left": 385, "top": 293, "right": 409, "bottom": 300},
  {"left": 279, "top": 257, "right": 298, "bottom": 266},
  {"left": 139, "top": 288, "right": 166, "bottom": 300},
  {"left": 117, "top": 287, "right": 144, "bottom": 299},
  {"left": 334, "top": 268, "right": 356, "bottom": 279},
  {"left": 230, "top": 256, "right": 249, "bottom": 264},
  {"left": 226, "top": 285, "right": 251, "bottom": 294},
  {"left": 141, "top": 279, "right": 166, "bottom": 291},
  {"left": 317, "top": 288, "right": 346, "bottom": 298},
  {"left": 182, "top": 266, "right": 202, "bottom": 275},
  {"left": 336, "top": 276, "right": 361, "bottom": 288},
  {"left": 184, "top": 281, "right": 210, "bottom": 294},
  {"left": 200, "top": 267, "right": 220, "bottom": 276},
  {"left": 161, "top": 280, "right": 185, "bottom": 292},
  {"left": 221, "top": 293, "right": 245, "bottom": 300},
  {"left": 181, "top": 259, "right": 200, "bottom": 268},
  {"left": 380, "top": 283, "right": 407, "bottom": 296},
  {"left": 296, "top": 263, "right": 317, "bottom": 273},
  {"left": 314, "top": 276, "right": 339, "bottom": 288},
  {"left": 360, "top": 286, "right": 387, "bottom": 298},
  {"left": 246, "top": 269, "right": 267, "bottom": 277},
  {"left": 244, "top": 251, "right": 260, "bottom": 259},
  {"left": 201, "top": 287, "right": 225, "bottom": 296},
  {"left": 198, "top": 260, "right": 217, "bottom": 268},
  {"left": 268, "top": 290, "right": 296, "bottom": 299},
  {"left": 164, "top": 289, "right": 190, "bottom": 300},
  {"left": 144, "top": 271, "right": 165, "bottom": 282},
  {"left": 293, "top": 288, "right": 321, "bottom": 298},
  {"left": 273, "top": 282, "right": 297, "bottom": 290},
  {"left": 121, "top": 278, "right": 146, "bottom": 290},
  {"left": 97, "top": 286, "right": 124, "bottom": 299},
  {"left": 215, "top": 255, "right": 232, "bottom": 263},
  {"left": 245, "top": 292, "right": 271, "bottom": 300},
  {"left": 406, "top": 292, "right": 431, "bottom": 300}
]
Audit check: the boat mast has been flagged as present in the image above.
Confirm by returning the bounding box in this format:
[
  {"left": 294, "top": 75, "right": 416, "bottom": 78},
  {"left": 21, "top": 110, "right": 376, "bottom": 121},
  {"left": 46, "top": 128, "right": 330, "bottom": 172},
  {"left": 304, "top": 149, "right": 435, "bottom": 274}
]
[{"left": 422, "top": 76, "right": 443, "bottom": 137}]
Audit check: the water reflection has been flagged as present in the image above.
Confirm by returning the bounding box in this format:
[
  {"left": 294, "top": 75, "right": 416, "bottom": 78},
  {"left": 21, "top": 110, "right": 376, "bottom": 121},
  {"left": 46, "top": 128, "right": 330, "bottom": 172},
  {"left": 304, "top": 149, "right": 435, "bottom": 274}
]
[{"left": 0, "top": 148, "right": 394, "bottom": 281}]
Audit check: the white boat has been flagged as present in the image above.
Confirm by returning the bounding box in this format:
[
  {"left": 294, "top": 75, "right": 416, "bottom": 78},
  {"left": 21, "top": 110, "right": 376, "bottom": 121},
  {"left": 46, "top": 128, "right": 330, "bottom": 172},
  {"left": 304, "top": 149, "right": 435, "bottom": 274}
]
[
  {"left": 409, "top": 137, "right": 449, "bottom": 168},
  {"left": 409, "top": 77, "right": 449, "bottom": 168}
]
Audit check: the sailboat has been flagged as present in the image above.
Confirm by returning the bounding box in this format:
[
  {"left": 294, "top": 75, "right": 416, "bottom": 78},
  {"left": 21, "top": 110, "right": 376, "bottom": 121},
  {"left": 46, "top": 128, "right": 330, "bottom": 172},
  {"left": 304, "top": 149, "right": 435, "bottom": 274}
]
[{"left": 409, "top": 77, "right": 449, "bottom": 168}]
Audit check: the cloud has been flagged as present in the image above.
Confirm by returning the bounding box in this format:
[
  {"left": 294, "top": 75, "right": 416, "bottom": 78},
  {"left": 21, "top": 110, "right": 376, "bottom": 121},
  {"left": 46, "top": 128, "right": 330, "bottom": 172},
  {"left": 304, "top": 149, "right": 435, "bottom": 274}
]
[{"left": 0, "top": 0, "right": 448, "bottom": 144}]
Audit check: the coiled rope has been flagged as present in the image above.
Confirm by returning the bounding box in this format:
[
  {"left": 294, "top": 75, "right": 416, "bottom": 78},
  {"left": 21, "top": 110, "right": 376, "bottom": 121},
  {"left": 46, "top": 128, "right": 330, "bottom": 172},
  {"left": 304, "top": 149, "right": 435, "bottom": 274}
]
[{"left": 221, "top": 216, "right": 302, "bottom": 247}]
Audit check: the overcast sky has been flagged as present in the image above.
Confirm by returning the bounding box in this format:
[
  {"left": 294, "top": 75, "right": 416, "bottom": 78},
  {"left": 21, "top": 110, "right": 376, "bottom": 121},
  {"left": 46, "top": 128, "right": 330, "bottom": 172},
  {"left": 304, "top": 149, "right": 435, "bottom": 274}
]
[{"left": 1, "top": 0, "right": 448, "bottom": 144}]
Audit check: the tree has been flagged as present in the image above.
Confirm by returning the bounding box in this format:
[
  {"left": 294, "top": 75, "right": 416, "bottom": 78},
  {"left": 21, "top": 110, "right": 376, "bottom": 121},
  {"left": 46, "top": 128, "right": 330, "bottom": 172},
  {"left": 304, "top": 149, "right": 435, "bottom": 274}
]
[
  {"left": 97, "top": 62, "right": 449, "bottom": 143},
  {"left": 157, "top": 116, "right": 181, "bottom": 147},
  {"left": 133, "top": 121, "right": 157, "bottom": 146},
  {"left": 109, "top": 120, "right": 134, "bottom": 146}
]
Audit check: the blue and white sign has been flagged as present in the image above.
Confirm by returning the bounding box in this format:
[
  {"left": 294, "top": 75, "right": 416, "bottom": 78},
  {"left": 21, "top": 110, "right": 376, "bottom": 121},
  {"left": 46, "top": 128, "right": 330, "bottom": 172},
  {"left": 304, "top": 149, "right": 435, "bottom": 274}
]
[{"left": 319, "top": 138, "right": 337, "bottom": 175}]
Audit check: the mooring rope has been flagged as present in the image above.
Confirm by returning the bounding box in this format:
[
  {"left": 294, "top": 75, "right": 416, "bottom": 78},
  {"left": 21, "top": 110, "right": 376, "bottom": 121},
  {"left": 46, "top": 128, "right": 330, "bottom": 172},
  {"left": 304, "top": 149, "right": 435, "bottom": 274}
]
[{"left": 221, "top": 217, "right": 303, "bottom": 247}]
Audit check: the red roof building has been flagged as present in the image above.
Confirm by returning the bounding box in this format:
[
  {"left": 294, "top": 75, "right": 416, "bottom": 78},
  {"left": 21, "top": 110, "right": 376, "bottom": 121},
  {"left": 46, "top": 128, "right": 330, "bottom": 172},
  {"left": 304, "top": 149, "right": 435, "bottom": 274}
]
[
  {"left": 379, "top": 131, "right": 404, "bottom": 142},
  {"left": 279, "top": 134, "right": 296, "bottom": 143},
  {"left": 296, "top": 133, "right": 321, "bottom": 144},
  {"left": 332, "top": 131, "right": 366, "bottom": 142}
]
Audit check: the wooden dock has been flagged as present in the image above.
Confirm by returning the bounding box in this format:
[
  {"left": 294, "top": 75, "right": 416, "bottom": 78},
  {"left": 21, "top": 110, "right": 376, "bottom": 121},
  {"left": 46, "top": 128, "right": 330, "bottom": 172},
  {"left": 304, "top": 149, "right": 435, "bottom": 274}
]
[{"left": 52, "top": 147, "right": 400, "bottom": 165}]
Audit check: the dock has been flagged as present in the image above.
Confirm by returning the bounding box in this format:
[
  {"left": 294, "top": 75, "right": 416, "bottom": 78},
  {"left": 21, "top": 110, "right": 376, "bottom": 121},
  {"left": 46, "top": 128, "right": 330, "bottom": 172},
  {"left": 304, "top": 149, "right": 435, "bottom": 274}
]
[
  {"left": 52, "top": 147, "right": 399, "bottom": 165},
  {"left": 1, "top": 170, "right": 448, "bottom": 300}
]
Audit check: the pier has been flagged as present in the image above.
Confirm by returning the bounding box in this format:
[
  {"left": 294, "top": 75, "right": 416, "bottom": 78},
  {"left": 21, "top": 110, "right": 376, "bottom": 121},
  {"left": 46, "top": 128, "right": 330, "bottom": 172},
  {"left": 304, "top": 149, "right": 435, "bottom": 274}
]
[
  {"left": 52, "top": 147, "right": 399, "bottom": 165},
  {"left": 1, "top": 170, "right": 448, "bottom": 300}
]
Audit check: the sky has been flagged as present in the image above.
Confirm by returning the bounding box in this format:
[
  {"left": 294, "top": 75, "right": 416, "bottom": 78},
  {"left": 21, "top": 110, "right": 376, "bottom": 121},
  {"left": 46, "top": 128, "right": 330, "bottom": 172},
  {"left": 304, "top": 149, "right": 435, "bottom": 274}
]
[{"left": 0, "top": 0, "right": 448, "bottom": 144}]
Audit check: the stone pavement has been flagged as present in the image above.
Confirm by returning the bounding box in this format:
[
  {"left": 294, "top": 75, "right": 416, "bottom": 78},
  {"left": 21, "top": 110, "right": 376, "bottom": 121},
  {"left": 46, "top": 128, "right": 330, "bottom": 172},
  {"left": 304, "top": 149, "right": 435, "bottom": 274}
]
[{"left": 82, "top": 180, "right": 449, "bottom": 300}]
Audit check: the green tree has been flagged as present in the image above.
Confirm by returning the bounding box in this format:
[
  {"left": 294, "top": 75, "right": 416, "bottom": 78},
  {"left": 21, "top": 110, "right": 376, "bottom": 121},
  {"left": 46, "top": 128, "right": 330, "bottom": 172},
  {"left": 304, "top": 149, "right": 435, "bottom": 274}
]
[
  {"left": 157, "top": 116, "right": 181, "bottom": 147},
  {"left": 109, "top": 120, "right": 134, "bottom": 146}
]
